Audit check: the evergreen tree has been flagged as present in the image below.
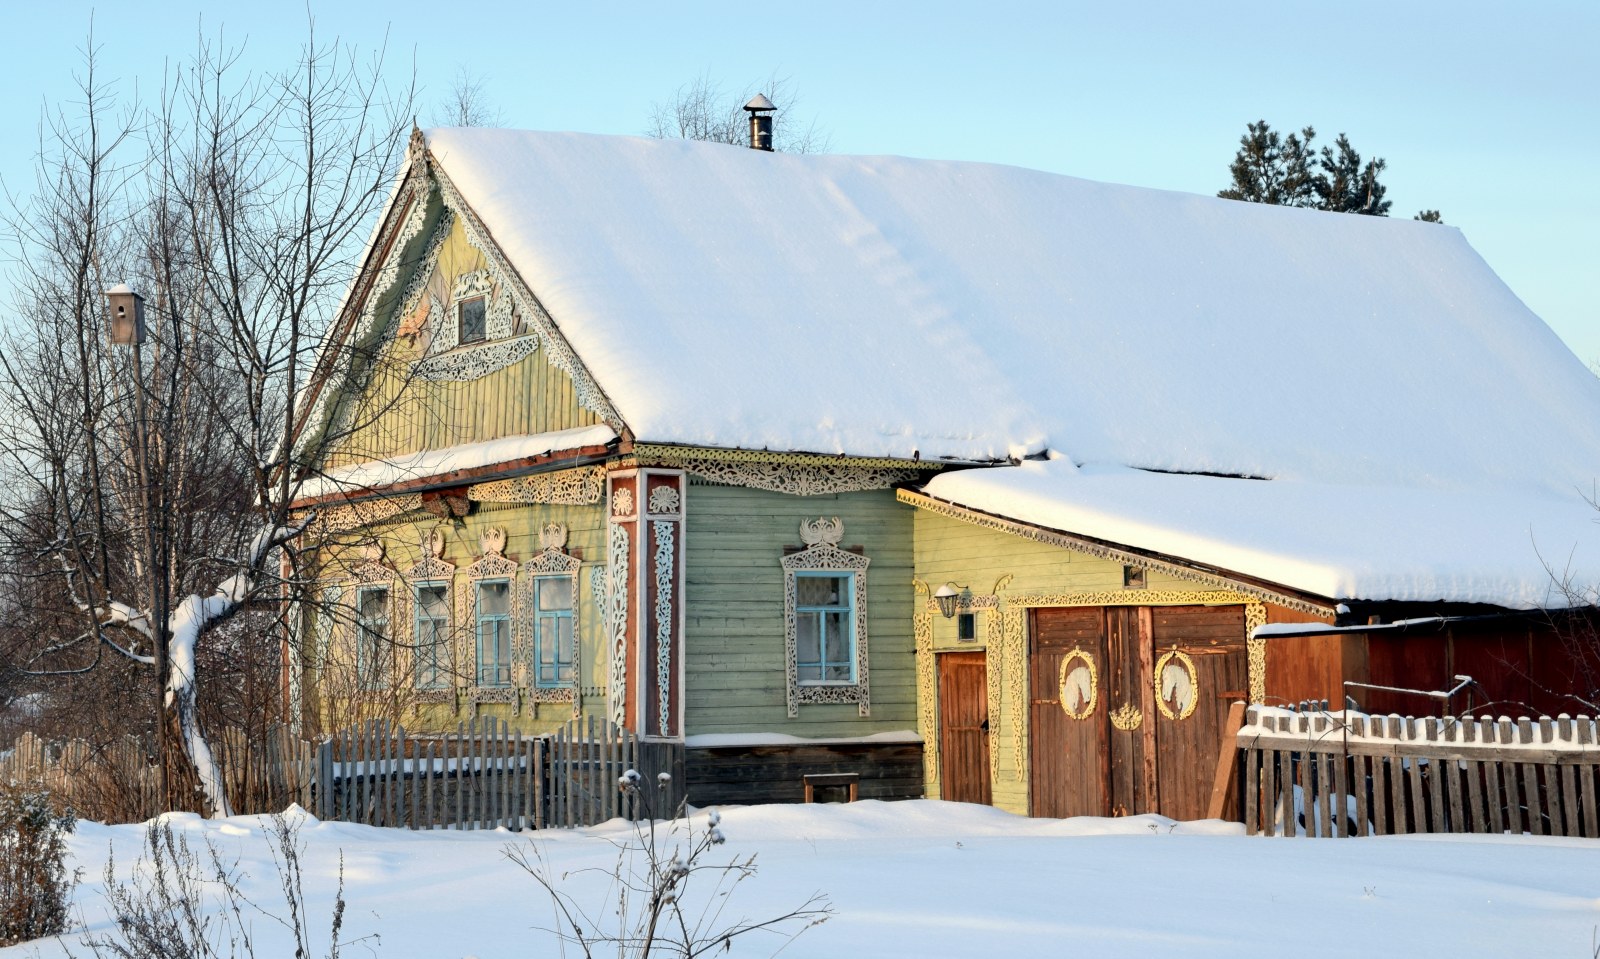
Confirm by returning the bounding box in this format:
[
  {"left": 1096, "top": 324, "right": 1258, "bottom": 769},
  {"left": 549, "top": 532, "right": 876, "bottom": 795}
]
[
  {"left": 1218, "top": 120, "right": 1319, "bottom": 207},
  {"left": 1314, "top": 134, "right": 1391, "bottom": 215},
  {"left": 1220, "top": 120, "right": 1429, "bottom": 220}
]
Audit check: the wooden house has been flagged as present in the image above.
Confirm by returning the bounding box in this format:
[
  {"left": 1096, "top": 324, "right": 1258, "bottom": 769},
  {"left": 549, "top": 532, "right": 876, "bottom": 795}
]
[{"left": 289, "top": 126, "right": 1600, "bottom": 816}]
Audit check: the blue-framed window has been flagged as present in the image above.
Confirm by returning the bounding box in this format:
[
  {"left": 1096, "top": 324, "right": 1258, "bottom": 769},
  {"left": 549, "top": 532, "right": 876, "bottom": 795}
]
[
  {"left": 531, "top": 575, "right": 575, "bottom": 687},
  {"left": 794, "top": 572, "right": 854, "bottom": 684},
  {"left": 413, "top": 582, "right": 449, "bottom": 689},
  {"left": 475, "top": 579, "right": 513, "bottom": 687},
  {"left": 355, "top": 586, "right": 390, "bottom": 690}
]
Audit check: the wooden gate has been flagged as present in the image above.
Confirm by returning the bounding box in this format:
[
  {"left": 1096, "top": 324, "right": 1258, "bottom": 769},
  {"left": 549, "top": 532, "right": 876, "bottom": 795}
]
[
  {"left": 1151, "top": 605, "right": 1246, "bottom": 821},
  {"left": 1029, "top": 604, "right": 1246, "bottom": 821},
  {"left": 937, "top": 650, "right": 992, "bottom": 805},
  {"left": 1029, "top": 607, "right": 1109, "bottom": 817}
]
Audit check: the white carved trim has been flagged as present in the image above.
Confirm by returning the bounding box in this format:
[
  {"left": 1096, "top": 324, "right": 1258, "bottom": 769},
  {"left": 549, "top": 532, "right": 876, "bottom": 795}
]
[
  {"left": 781, "top": 519, "right": 872, "bottom": 718},
  {"left": 468, "top": 465, "right": 605, "bottom": 505},
  {"left": 647, "top": 486, "right": 680, "bottom": 515},
  {"left": 652, "top": 520, "right": 676, "bottom": 736},
  {"left": 295, "top": 176, "right": 436, "bottom": 461},
  {"left": 607, "top": 523, "right": 630, "bottom": 727},
  {"left": 522, "top": 546, "right": 582, "bottom": 718},
  {"left": 459, "top": 539, "right": 521, "bottom": 714},
  {"left": 414, "top": 335, "right": 539, "bottom": 382},
  {"left": 687, "top": 459, "right": 922, "bottom": 496}
]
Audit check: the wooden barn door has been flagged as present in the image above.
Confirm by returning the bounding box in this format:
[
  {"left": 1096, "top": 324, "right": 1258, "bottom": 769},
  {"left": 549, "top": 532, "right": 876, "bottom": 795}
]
[
  {"left": 1149, "top": 605, "right": 1247, "bottom": 821},
  {"left": 937, "top": 651, "right": 992, "bottom": 805},
  {"left": 1029, "top": 604, "right": 1248, "bottom": 821},
  {"left": 1029, "top": 607, "right": 1110, "bottom": 818}
]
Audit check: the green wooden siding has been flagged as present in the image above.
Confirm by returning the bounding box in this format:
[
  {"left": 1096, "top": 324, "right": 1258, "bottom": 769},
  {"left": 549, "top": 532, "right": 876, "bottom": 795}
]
[
  {"left": 684, "top": 482, "right": 918, "bottom": 738},
  {"left": 913, "top": 507, "right": 1193, "bottom": 813}
]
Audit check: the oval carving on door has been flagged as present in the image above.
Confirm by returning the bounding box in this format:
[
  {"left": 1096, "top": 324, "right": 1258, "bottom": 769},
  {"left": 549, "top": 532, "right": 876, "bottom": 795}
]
[
  {"left": 1154, "top": 649, "right": 1199, "bottom": 721},
  {"left": 1057, "top": 648, "right": 1098, "bottom": 720}
]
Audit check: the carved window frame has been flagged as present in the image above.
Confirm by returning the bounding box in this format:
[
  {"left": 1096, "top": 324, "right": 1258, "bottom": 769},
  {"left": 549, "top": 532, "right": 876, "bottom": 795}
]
[
  {"left": 522, "top": 524, "right": 582, "bottom": 713},
  {"left": 345, "top": 552, "right": 396, "bottom": 693},
  {"left": 473, "top": 578, "right": 514, "bottom": 688},
  {"left": 403, "top": 532, "right": 458, "bottom": 703},
  {"left": 411, "top": 581, "right": 452, "bottom": 690},
  {"left": 458, "top": 529, "right": 521, "bottom": 713},
  {"left": 354, "top": 584, "right": 393, "bottom": 691},
  {"left": 782, "top": 518, "right": 871, "bottom": 718}
]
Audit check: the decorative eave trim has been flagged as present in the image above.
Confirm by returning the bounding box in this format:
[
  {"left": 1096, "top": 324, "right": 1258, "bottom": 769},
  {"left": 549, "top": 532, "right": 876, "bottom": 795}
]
[
  {"left": 632, "top": 443, "right": 947, "bottom": 471},
  {"left": 423, "top": 152, "right": 628, "bottom": 431},
  {"left": 897, "top": 488, "right": 1334, "bottom": 616},
  {"left": 290, "top": 444, "right": 614, "bottom": 511},
  {"left": 288, "top": 175, "right": 426, "bottom": 461}
]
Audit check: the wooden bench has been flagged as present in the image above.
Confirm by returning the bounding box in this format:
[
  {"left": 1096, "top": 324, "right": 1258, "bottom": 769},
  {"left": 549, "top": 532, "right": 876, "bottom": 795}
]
[{"left": 802, "top": 772, "right": 859, "bottom": 803}]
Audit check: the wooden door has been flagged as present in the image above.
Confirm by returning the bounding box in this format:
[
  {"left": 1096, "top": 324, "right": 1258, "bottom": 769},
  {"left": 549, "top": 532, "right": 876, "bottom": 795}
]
[
  {"left": 1029, "top": 607, "right": 1109, "bottom": 817},
  {"left": 1150, "top": 605, "right": 1248, "bottom": 821},
  {"left": 937, "top": 651, "right": 991, "bottom": 805},
  {"left": 1103, "top": 606, "right": 1153, "bottom": 816}
]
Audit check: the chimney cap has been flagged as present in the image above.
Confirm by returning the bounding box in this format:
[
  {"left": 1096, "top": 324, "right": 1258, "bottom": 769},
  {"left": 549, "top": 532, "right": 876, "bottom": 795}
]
[{"left": 743, "top": 94, "right": 776, "bottom": 113}]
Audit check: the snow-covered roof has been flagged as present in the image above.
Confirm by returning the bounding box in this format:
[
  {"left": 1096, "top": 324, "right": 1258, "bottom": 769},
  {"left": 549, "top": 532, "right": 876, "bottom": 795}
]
[
  {"left": 416, "top": 129, "right": 1600, "bottom": 606},
  {"left": 920, "top": 458, "right": 1600, "bottom": 608},
  {"left": 424, "top": 128, "right": 1600, "bottom": 496}
]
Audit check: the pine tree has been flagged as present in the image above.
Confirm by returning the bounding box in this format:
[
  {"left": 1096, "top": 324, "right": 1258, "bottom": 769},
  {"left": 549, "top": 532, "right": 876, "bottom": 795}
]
[
  {"left": 1219, "top": 120, "right": 1428, "bottom": 220},
  {"left": 1218, "top": 120, "right": 1319, "bottom": 208},
  {"left": 1314, "top": 134, "right": 1391, "bottom": 215}
]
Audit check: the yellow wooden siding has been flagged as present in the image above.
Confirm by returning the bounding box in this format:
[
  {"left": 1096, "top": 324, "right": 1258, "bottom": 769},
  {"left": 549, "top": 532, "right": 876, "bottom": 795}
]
[
  {"left": 305, "top": 496, "right": 608, "bottom": 737},
  {"left": 322, "top": 216, "right": 601, "bottom": 470},
  {"left": 913, "top": 507, "right": 1195, "bottom": 814}
]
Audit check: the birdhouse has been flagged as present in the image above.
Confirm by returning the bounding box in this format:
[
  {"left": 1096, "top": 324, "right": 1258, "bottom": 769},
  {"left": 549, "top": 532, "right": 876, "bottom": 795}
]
[{"left": 105, "top": 284, "right": 146, "bottom": 346}]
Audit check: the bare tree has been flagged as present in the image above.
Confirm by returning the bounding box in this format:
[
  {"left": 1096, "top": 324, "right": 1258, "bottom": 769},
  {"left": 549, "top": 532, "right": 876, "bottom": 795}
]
[
  {"left": 0, "top": 24, "right": 415, "bottom": 817},
  {"left": 431, "top": 67, "right": 503, "bottom": 128},
  {"left": 647, "top": 73, "right": 829, "bottom": 154}
]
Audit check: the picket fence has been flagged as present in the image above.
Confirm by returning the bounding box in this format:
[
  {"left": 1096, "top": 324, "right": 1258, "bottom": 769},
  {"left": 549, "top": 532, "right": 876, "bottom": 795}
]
[
  {"left": 313, "top": 715, "right": 685, "bottom": 830},
  {"left": 1235, "top": 704, "right": 1600, "bottom": 838},
  {"left": 2, "top": 716, "right": 684, "bottom": 831}
]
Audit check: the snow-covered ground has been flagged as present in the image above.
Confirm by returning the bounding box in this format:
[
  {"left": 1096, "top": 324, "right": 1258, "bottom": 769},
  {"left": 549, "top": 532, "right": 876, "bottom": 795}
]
[{"left": 6, "top": 800, "right": 1598, "bottom": 958}]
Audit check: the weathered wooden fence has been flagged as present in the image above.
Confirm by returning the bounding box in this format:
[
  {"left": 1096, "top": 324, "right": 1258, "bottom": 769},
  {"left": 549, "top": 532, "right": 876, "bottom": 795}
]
[
  {"left": 1236, "top": 704, "right": 1600, "bottom": 838},
  {"left": 312, "top": 714, "right": 686, "bottom": 831},
  {"left": 0, "top": 725, "right": 313, "bottom": 821}
]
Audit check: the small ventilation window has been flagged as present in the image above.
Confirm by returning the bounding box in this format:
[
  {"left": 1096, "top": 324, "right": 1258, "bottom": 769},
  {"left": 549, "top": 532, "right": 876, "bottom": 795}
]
[
  {"left": 957, "top": 612, "right": 977, "bottom": 641},
  {"left": 458, "top": 296, "right": 487, "bottom": 344},
  {"left": 1123, "top": 565, "right": 1147, "bottom": 589}
]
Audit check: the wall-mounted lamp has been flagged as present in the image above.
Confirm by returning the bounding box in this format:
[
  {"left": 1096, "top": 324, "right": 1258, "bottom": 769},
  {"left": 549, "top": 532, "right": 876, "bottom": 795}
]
[{"left": 933, "top": 582, "right": 969, "bottom": 619}]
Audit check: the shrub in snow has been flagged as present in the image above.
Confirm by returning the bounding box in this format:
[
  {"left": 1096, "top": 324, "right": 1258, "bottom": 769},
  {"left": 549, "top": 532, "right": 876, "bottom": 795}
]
[
  {"left": 82, "top": 812, "right": 369, "bottom": 959},
  {"left": 0, "top": 784, "right": 76, "bottom": 947},
  {"left": 512, "top": 776, "right": 828, "bottom": 957}
]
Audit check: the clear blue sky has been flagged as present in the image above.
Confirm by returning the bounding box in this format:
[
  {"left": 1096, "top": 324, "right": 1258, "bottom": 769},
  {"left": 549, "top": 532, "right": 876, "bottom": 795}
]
[{"left": 3, "top": 1, "right": 1595, "bottom": 364}]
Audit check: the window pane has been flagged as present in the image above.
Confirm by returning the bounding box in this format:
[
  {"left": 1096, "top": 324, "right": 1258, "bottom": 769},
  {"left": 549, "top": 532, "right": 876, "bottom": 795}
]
[
  {"left": 796, "top": 575, "right": 845, "bottom": 607},
  {"left": 797, "top": 612, "right": 821, "bottom": 666},
  {"left": 359, "top": 588, "right": 388, "bottom": 622},
  {"left": 478, "top": 580, "right": 510, "bottom": 617},
  {"left": 418, "top": 584, "right": 448, "bottom": 619},
  {"left": 459, "top": 297, "right": 486, "bottom": 343},
  {"left": 824, "top": 612, "right": 850, "bottom": 663},
  {"left": 538, "top": 577, "right": 572, "bottom": 611}
]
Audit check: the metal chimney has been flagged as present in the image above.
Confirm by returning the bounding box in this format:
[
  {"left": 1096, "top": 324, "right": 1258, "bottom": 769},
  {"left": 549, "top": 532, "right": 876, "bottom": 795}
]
[{"left": 743, "top": 94, "right": 776, "bottom": 151}]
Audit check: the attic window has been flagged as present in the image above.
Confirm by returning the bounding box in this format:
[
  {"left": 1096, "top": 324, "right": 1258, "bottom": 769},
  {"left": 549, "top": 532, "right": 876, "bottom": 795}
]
[{"left": 458, "top": 296, "right": 487, "bottom": 344}]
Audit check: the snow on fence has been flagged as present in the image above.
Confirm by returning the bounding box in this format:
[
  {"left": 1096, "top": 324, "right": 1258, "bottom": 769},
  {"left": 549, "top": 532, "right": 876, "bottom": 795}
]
[
  {"left": 1236, "top": 704, "right": 1600, "bottom": 838},
  {"left": 312, "top": 714, "right": 686, "bottom": 831}
]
